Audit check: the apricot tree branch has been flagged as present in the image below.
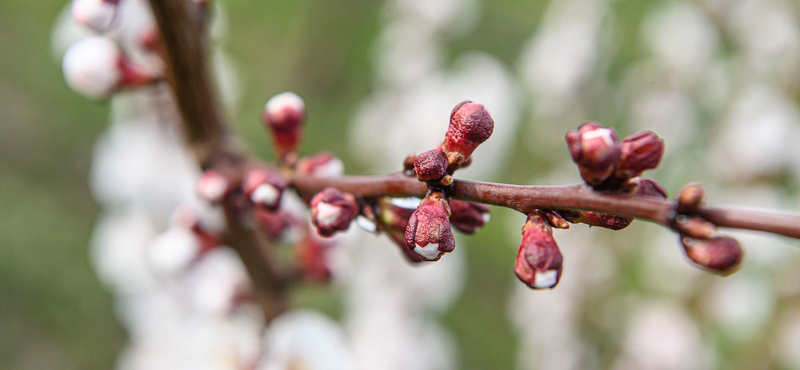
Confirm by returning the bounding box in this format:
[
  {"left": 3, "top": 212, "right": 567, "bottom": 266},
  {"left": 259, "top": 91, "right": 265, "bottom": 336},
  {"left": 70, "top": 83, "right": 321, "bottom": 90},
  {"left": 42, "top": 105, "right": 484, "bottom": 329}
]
[
  {"left": 292, "top": 173, "right": 800, "bottom": 240},
  {"left": 146, "top": 0, "right": 287, "bottom": 321}
]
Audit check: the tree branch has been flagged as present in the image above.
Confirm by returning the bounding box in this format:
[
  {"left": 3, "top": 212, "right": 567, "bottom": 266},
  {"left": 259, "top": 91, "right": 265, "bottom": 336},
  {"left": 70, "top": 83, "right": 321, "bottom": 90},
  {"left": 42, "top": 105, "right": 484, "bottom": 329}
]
[
  {"left": 292, "top": 173, "right": 800, "bottom": 240},
  {"left": 146, "top": 0, "right": 287, "bottom": 321}
]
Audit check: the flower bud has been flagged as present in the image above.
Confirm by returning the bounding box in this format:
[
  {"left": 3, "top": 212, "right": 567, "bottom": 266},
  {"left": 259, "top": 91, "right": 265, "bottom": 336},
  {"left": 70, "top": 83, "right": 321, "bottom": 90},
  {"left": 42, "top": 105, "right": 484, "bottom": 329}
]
[
  {"left": 442, "top": 101, "right": 494, "bottom": 165},
  {"left": 615, "top": 131, "right": 664, "bottom": 180},
  {"left": 449, "top": 200, "right": 490, "bottom": 234},
  {"left": 263, "top": 92, "right": 305, "bottom": 159},
  {"left": 310, "top": 188, "right": 358, "bottom": 237},
  {"left": 566, "top": 122, "right": 622, "bottom": 187},
  {"left": 297, "top": 152, "right": 345, "bottom": 178},
  {"left": 196, "top": 170, "right": 230, "bottom": 204},
  {"left": 404, "top": 191, "right": 455, "bottom": 261},
  {"left": 62, "top": 36, "right": 154, "bottom": 100},
  {"left": 560, "top": 210, "right": 633, "bottom": 230},
  {"left": 414, "top": 149, "right": 448, "bottom": 181},
  {"left": 296, "top": 233, "right": 336, "bottom": 283},
  {"left": 71, "top": 0, "right": 119, "bottom": 31},
  {"left": 242, "top": 169, "right": 287, "bottom": 211},
  {"left": 255, "top": 209, "right": 297, "bottom": 241},
  {"left": 626, "top": 178, "right": 668, "bottom": 198},
  {"left": 673, "top": 215, "right": 716, "bottom": 239},
  {"left": 680, "top": 235, "right": 744, "bottom": 275},
  {"left": 677, "top": 183, "right": 705, "bottom": 214},
  {"left": 375, "top": 198, "right": 424, "bottom": 263},
  {"left": 514, "top": 213, "right": 564, "bottom": 289}
]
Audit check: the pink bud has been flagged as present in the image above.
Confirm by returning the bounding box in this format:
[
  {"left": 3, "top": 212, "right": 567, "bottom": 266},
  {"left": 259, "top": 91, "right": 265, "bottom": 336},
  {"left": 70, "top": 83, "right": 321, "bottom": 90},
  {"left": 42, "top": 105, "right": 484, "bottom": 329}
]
[
  {"left": 442, "top": 101, "right": 494, "bottom": 165},
  {"left": 404, "top": 191, "right": 455, "bottom": 261},
  {"left": 514, "top": 213, "right": 564, "bottom": 289},
  {"left": 242, "top": 169, "right": 287, "bottom": 211},
  {"left": 296, "top": 233, "right": 336, "bottom": 283},
  {"left": 310, "top": 188, "right": 358, "bottom": 237},
  {"left": 413, "top": 149, "right": 449, "bottom": 181},
  {"left": 616, "top": 131, "right": 664, "bottom": 180},
  {"left": 255, "top": 209, "right": 297, "bottom": 241},
  {"left": 296, "top": 152, "right": 345, "bottom": 178},
  {"left": 449, "top": 200, "right": 490, "bottom": 234},
  {"left": 560, "top": 210, "right": 633, "bottom": 230},
  {"left": 71, "top": 0, "right": 119, "bottom": 31},
  {"left": 196, "top": 170, "right": 230, "bottom": 204},
  {"left": 681, "top": 235, "right": 744, "bottom": 275},
  {"left": 566, "top": 122, "right": 622, "bottom": 187},
  {"left": 263, "top": 92, "right": 305, "bottom": 159},
  {"left": 677, "top": 183, "right": 704, "bottom": 214}
]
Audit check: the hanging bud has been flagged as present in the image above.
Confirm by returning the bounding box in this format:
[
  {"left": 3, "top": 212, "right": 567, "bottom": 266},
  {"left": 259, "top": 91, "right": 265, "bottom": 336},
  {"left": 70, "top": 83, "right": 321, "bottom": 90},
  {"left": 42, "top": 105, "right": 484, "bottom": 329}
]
[
  {"left": 405, "top": 191, "right": 455, "bottom": 261},
  {"left": 375, "top": 198, "right": 424, "bottom": 263},
  {"left": 242, "top": 169, "right": 287, "bottom": 211},
  {"left": 296, "top": 233, "right": 336, "bottom": 283},
  {"left": 414, "top": 149, "right": 448, "bottom": 181},
  {"left": 196, "top": 170, "right": 231, "bottom": 204},
  {"left": 559, "top": 210, "right": 633, "bottom": 231},
  {"left": 62, "top": 37, "right": 155, "bottom": 100},
  {"left": 310, "top": 188, "right": 358, "bottom": 237},
  {"left": 680, "top": 235, "right": 744, "bottom": 275},
  {"left": 565, "top": 122, "right": 622, "bottom": 187},
  {"left": 442, "top": 101, "right": 495, "bottom": 166},
  {"left": 297, "top": 152, "right": 345, "bottom": 178},
  {"left": 449, "top": 200, "right": 491, "bottom": 234},
  {"left": 677, "top": 183, "right": 705, "bottom": 214},
  {"left": 263, "top": 92, "right": 305, "bottom": 160},
  {"left": 71, "top": 0, "right": 119, "bottom": 31},
  {"left": 514, "top": 213, "right": 564, "bottom": 289},
  {"left": 615, "top": 131, "right": 664, "bottom": 181}
]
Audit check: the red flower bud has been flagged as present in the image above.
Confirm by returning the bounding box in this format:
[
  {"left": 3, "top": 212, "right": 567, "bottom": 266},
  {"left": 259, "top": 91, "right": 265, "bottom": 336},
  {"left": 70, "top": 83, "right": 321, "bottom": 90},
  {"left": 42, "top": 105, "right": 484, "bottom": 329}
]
[
  {"left": 616, "top": 131, "right": 664, "bottom": 180},
  {"left": 514, "top": 213, "right": 564, "bottom": 289},
  {"left": 414, "top": 149, "right": 449, "bottom": 181},
  {"left": 680, "top": 235, "right": 744, "bottom": 275},
  {"left": 442, "top": 101, "right": 494, "bottom": 165},
  {"left": 405, "top": 191, "right": 455, "bottom": 261},
  {"left": 263, "top": 92, "right": 305, "bottom": 159},
  {"left": 562, "top": 210, "right": 633, "bottom": 231},
  {"left": 376, "top": 198, "right": 424, "bottom": 263},
  {"left": 449, "top": 200, "right": 491, "bottom": 234},
  {"left": 310, "top": 188, "right": 358, "bottom": 237},
  {"left": 296, "top": 232, "right": 336, "bottom": 283},
  {"left": 196, "top": 170, "right": 230, "bottom": 204},
  {"left": 296, "top": 152, "right": 345, "bottom": 178},
  {"left": 626, "top": 178, "right": 668, "bottom": 198},
  {"left": 566, "top": 122, "right": 622, "bottom": 187},
  {"left": 255, "top": 208, "right": 297, "bottom": 241},
  {"left": 242, "top": 169, "right": 287, "bottom": 211}
]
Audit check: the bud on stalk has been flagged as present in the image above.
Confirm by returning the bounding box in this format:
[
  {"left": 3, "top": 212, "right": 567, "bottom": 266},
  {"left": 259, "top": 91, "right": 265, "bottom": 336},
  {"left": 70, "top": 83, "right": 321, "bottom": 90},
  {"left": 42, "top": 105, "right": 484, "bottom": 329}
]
[
  {"left": 449, "top": 200, "right": 491, "bottom": 234},
  {"left": 242, "top": 169, "right": 287, "bottom": 211},
  {"left": 680, "top": 235, "right": 743, "bottom": 275},
  {"left": 514, "top": 213, "right": 564, "bottom": 289},
  {"left": 614, "top": 130, "right": 664, "bottom": 181},
  {"left": 310, "top": 188, "right": 358, "bottom": 237},
  {"left": 263, "top": 92, "right": 305, "bottom": 161},
  {"left": 442, "top": 101, "right": 494, "bottom": 167},
  {"left": 405, "top": 191, "right": 455, "bottom": 261},
  {"left": 566, "top": 122, "right": 621, "bottom": 187},
  {"left": 413, "top": 149, "right": 449, "bottom": 181},
  {"left": 677, "top": 183, "right": 705, "bottom": 214}
]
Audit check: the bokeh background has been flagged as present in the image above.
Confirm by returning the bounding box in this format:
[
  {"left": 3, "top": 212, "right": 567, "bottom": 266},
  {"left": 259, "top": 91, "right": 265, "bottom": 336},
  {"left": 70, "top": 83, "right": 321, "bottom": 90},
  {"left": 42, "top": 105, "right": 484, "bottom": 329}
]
[{"left": 3, "top": 0, "right": 800, "bottom": 369}]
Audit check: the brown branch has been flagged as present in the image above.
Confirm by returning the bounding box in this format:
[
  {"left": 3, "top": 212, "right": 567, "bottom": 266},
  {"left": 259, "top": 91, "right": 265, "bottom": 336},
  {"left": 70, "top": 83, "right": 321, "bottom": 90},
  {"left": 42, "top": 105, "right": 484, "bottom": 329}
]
[
  {"left": 146, "top": 0, "right": 287, "bottom": 321},
  {"left": 292, "top": 173, "right": 800, "bottom": 240}
]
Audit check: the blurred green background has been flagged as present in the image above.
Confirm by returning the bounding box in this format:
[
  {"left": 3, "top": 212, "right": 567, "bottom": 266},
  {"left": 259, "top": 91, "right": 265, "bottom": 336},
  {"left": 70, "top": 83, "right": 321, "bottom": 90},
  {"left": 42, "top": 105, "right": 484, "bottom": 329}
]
[{"left": 3, "top": 0, "right": 800, "bottom": 369}]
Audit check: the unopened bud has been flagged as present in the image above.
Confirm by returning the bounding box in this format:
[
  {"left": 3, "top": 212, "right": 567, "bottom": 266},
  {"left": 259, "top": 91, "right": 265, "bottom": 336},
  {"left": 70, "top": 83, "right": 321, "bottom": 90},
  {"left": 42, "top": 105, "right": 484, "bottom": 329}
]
[
  {"left": 263, "top": 92, "right": 305, "bottom": 159},
  {"left": 558, "top": 210, "right": 632, "bottom": 230},
  {"left": 615, "top": 131, "right": 664, "bottom": 180},
  {"left": 296, "top": 233, "right": 335, "bottom": 283},
  {"left": 626, "top": 178, "right": 668, "bottom": 198},
  {"left": 196, "top": 170, "right": 230, "bottom": 204},
  {"left": 514, "top": 213, "right": 564, "bottom": 289},
  {"left": 414, "top": 149, "right": 448, "bottom": 181},
  {"left": 310, "top": 188, "right": 358, "bottom": 237},
  {"left": 449, "top": 200, "right": 490, "bottom": 234},
  {"left": 677, "top": 183, "right": 705, "bottom": 214},
  {"left": 62, "top": 37, "right": 155, "bottom": 100},
  {"left": 374, "top": 198, "right": 425, "bottom": 263},
  {"left": 681, "top": 235, "right": 744, "bottom": 275},
  {"left": 405, "top": 191, "right": 455, "bottom": 261},
  {"left": 255, "top": 209, "right": 296, "bottom": 241},
  {"left": 71, "top": 0, "right": 119, "bottom": 31},
  {"left": 673, "top": 215, "right": 716, "bottom": 240},
  {"left": 442, "top": 101, "right": 494, "bottom": 166},
  {"left": 242, "top": 169, "right": 287, "bottom": 211},
  {"left": 296, "top": 152, "right": 344, "bottom": 178},
  {"left": 566, "top": 122, "right": 622, "bottom": 187}
]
